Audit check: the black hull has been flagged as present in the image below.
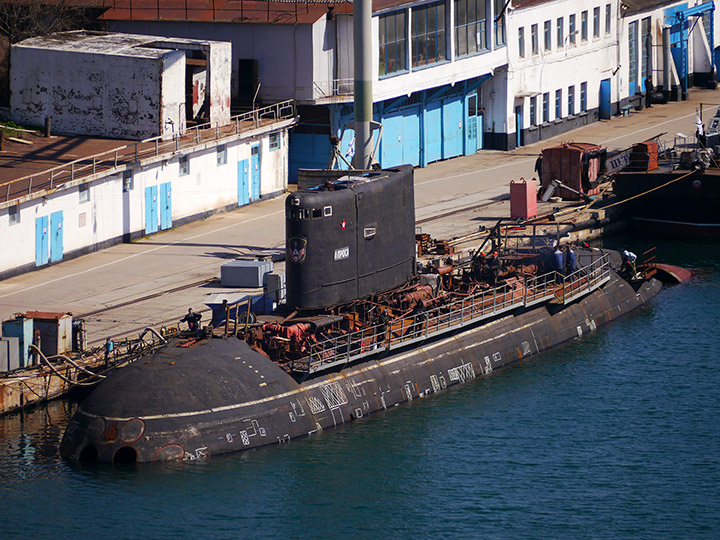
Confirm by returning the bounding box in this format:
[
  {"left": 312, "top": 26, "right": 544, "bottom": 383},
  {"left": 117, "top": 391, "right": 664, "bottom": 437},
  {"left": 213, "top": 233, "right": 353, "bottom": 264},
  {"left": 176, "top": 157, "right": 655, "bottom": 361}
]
[
  {"left": 614, "top": 168, "right": 720, "bottom": 236},
  {"left": 60, "top": 272, "right": 661, "bottom": 463}
]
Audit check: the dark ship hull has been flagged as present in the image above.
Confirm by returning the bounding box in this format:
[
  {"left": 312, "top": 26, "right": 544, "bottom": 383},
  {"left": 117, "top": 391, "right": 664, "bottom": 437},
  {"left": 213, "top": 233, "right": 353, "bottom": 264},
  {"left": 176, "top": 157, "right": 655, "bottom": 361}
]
[
  {"left": 60, "top": 165, "right": 663, "bottom": 463},
  {"left": 613, "top": 164, "right": 720, "bottom": 236}
]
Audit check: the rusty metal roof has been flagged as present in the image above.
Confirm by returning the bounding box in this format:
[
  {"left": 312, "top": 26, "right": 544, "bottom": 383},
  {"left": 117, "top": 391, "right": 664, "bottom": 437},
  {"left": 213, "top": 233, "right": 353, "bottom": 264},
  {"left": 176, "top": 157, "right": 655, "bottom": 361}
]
[
  {"left": 60, "top": 0, "right": 420, "bottom": 24},
  {"left": 95, "top": 0, "right": 354, "bottom": 24}
]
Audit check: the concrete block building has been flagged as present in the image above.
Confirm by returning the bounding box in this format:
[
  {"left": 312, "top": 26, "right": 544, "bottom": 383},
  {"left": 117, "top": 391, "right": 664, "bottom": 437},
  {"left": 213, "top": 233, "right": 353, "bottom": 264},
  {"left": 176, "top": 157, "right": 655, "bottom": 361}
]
[{"left": 10, "top": 31, "right": 232, "bottom": 140}]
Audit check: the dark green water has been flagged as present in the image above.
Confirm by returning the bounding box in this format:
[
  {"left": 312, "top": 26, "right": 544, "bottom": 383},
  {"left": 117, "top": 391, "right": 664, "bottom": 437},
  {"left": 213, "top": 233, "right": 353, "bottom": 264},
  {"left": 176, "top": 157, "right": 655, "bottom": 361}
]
[{"left": 2, "top": 235, "right": 719, "bottom": 539}]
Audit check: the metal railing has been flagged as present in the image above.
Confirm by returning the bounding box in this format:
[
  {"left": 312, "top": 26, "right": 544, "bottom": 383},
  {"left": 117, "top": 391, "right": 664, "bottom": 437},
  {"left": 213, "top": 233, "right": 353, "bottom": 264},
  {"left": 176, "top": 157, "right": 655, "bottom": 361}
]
[
  {"left": 291, "top": 253, "right": 611, "bottom": 374},
  {"left": 313, "top": 79, "right": 354, "bottom": 100},
  {"left": 1, "top": 100, "right": 296, "bottom": 204}
]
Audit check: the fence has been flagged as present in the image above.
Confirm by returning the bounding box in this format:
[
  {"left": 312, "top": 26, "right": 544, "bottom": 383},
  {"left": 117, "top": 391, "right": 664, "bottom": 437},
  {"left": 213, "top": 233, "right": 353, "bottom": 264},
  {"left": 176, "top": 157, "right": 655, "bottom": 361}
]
[
  {"left": 291, "top": 253, "right": 611, "bottom": 374},
  {"left": 1, "top": 100, "right": 296, "bottom": 204}
]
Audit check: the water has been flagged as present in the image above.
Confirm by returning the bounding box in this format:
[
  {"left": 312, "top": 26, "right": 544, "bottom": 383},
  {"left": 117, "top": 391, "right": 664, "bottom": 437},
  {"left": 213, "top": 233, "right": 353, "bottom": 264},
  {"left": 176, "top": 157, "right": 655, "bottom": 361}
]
[{"left": 2, "top": 235, "right": 719, "bottom": 539}]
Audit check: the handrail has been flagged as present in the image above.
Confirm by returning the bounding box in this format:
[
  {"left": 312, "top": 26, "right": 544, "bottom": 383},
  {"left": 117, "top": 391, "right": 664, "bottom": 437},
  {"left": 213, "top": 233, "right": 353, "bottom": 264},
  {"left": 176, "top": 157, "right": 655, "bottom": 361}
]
[
  {"left": 1, "top": 100, "right": 296, "bottom": 203},
  {"left": 295, "top": 253, "right": 611, "bottom": 374}
]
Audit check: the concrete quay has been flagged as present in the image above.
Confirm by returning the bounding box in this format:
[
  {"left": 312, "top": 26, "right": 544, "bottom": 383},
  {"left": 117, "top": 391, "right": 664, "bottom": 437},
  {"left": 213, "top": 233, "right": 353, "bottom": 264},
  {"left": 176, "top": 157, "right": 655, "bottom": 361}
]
[{"left": 1, "top": 88, "right": 718, "bottom": 352}]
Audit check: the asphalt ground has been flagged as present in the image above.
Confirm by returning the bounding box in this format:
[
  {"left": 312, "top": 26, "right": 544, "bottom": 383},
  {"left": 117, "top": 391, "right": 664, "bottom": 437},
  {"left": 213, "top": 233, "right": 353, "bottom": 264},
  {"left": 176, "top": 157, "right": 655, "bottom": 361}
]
[{"left": 1, "top": 89, "right": 718, "bottom": 345}]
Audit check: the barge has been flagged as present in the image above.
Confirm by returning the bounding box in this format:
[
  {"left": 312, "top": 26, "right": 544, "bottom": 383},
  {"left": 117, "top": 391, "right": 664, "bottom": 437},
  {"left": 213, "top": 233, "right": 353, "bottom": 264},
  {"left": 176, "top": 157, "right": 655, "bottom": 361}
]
[{"left": 60, "top": 166, "right": 662, "bottom": 463}]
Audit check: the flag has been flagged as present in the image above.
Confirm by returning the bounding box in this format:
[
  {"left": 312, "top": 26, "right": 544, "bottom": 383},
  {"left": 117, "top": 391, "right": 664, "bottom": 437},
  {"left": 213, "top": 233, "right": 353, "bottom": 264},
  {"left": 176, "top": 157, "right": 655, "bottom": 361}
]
[{"left": 345, "top": 136, "right": 355, "bottom": 158}]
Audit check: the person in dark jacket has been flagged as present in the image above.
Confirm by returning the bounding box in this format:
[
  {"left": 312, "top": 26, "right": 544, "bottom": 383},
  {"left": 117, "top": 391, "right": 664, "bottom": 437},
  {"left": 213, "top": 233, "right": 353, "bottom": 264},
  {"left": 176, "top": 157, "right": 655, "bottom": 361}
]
[{"left": 180, "top": 308, "right": 202, "bottom": 332}]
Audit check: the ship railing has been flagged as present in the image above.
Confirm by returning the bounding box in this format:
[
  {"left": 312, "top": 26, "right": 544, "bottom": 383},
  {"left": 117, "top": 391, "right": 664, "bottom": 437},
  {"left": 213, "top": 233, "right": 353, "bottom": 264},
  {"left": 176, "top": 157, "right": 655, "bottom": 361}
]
[{"left": 296, "top": 254, "right": 612, "bottom": 374}]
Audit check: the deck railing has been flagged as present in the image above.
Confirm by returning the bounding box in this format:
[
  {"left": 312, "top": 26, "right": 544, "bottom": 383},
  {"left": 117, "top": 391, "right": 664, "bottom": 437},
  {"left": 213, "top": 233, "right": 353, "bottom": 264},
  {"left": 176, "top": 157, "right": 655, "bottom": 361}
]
[
  {"left": 291, "top": 253, "right": 611, "bottom": 374},
  {"left": 1, "top": 100, "right": 296, "bottom": 203}
]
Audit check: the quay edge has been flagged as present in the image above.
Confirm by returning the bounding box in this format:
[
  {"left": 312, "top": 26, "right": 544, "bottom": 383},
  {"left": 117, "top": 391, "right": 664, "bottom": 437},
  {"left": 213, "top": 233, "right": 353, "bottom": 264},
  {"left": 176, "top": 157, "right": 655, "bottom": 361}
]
[{"left": 60, "top": 270, "right": 661, "bottom": 464}]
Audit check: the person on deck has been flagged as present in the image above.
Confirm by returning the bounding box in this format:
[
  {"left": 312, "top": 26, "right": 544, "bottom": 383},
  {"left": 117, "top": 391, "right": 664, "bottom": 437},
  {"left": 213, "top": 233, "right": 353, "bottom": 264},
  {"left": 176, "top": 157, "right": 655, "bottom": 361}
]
[
  {"left": 565, "top": 245, "right": 578, "bottom": 275},
  {"left": 621, "top": 250, "right": 638, "bottom": 279},
  {"left": 553, "top": 244, "right": 565, "bottom": 282},
  {"left": 180, "top": 308, "right": 202, "bottom": 332}
]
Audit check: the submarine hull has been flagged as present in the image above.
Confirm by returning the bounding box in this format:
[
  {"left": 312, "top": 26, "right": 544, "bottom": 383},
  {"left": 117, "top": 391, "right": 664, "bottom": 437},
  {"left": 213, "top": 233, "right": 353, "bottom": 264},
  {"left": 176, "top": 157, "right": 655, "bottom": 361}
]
[{"left": 60, "top": 272, "right": 661, "bottom": 463}]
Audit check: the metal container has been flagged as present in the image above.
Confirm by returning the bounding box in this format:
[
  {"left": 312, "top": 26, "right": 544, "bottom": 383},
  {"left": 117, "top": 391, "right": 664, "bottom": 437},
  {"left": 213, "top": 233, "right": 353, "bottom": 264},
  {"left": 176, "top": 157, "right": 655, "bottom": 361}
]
[
  {"left": 0, "top": 336, "right": 21, "bottom": 373},
  {"left": 510, "top": 178, "right": 538, "bottom": 220},
  {"left": 265, "top": 272, "right": 286, "bottom": 303},
  {"left": 2, "top": 315, "right": 34, "bottom": 368},
  {"left": 25, "top": 311, "right": 73, "bottom": 358},
  {"left": 221, "top": 260, "right": 273, "bottom": 288}
]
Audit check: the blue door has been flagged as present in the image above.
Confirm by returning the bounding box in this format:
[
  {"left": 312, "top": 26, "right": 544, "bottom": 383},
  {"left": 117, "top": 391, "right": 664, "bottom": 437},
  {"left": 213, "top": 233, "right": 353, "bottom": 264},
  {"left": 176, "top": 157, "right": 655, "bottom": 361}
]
[
  {"left": 49, "top": 211, "right": 63, "bottom": 262},
  {"left": 443, "top": 97, "right": 463, "bottom": 159},
  {"left": 402, "top": 108, "right": 421, "bottom": 167},
  {"left": 35, "top": 216, "right": 48, "bottom": 266},
  {"left": 145, "top": 186, "right": 158, "bottom": 234},
  {"left": 515, "top": 105, "right": 523, "bottom": 148},
  {"left": 160, "top": 182, "right": 172, "bottom": 230},
  {"left": 424, "top": 100, "right": 442, "bottom": 166},
  {"left": 380, "top": 111, "right": 403, "bottom": 168},
  {"left": 465, "top": 93, "right": 479, "bottom": 155},
  {"left": 238, "top": 159, "right": 249, "bottom": 206},
  {"left": 250, "top": 145, "right": 260, "bottom": 200},
  {"left": 599, "top": 79, "right": 612, "bottom": 120}
]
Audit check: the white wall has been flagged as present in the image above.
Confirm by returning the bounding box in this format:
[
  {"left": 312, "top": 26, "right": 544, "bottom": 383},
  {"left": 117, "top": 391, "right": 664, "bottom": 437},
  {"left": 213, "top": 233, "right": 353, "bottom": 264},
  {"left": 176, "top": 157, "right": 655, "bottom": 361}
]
[
  {"left": 508, "top": 0, "right": 619, "bottom": 132},
  {"left": 0, "top": 130, "right": 291, "bottom": 276},
  {"left": 10, "top": 46, "right": 178, "bottom": 139}
]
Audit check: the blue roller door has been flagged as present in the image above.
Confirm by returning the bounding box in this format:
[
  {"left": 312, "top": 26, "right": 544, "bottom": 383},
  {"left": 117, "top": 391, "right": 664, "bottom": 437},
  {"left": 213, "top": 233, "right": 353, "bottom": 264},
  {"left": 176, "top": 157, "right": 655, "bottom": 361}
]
[{"left": 424, "top": 100, "right": 443, "bottom": 165}]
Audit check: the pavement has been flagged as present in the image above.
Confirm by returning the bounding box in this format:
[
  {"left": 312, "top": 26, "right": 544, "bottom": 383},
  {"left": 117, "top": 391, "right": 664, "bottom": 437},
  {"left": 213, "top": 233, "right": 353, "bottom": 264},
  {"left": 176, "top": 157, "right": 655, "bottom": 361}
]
[{"left": 1, "top": 88, "right": 719, "bottom": 345}]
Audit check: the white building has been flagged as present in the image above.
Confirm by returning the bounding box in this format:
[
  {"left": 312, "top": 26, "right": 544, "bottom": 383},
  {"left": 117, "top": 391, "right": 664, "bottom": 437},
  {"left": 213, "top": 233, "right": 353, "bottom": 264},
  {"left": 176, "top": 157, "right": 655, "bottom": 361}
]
[
  {"left": 10, "top": 31, "right": 232, "bottom": 140},
  {"left": 0, "top": 31, "right": 296, "bottom": 280}
]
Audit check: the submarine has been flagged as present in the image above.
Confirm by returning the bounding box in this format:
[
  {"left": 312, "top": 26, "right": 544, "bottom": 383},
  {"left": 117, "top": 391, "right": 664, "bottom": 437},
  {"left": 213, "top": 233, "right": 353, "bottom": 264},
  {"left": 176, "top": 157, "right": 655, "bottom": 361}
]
[{"left": 60, "top": 165, "right": 662, "bottom": 464}]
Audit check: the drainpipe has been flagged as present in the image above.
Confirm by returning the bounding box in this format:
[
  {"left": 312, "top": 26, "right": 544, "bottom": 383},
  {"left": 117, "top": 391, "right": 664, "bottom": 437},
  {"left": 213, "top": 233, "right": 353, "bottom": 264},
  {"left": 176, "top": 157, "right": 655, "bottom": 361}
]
[{"left": 663, "top": 25, "right": 672, "bottom": 99}]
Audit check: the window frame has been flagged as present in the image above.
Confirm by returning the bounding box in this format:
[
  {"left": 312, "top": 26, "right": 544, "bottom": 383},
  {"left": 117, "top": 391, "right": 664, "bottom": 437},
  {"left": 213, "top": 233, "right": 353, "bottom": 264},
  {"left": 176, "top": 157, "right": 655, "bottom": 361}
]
[
  {"left": 542, "top": 92, "right": 549, "bottom": 123},
  {"left": 543, "top": 20, "right": 551, "bottom": 51},
  {"left": 179, "top": 155, "right": 190, "bottom": 176},
  {"left": 518, "top": 26, "right": 525, "bottom": 58},
  {"left": 581, "top": 11, "right": 588, "bottom": 42},
  {"left": 555, "top": 89, "right": 562, "bottom": 119},
  {"left": 556, "top": 17, "right": 564, "bottom": 50},
  {"left": 455, "top": 0, "right": 487, "bottom": 58},
  {"left": 530, "top": 96, "right": 537, "bottom": 126},
  {"left": 531, "top": 24, "right": 539, "bottom": 55},
  {"left": 79, "top": 182, "right": 90, "bottom": 203},
  {"left": 412, "top": 1, "right": 447, "bottom": 68},
  {"left": 580, "top": 82, "right": 587, "bottom": 112},
  {"left": 593, "top": 7, "right": 600, "bottom": 38},
  {"left": 9, "top": 204, "right": 19, "bottom": 225},
  {"left": 569, "top": 14, "right": 577, "bottom": 45},
  {"left": 379, "top": 11, "right": 408, "bottom": 77},
  {"left": 568, "top": 85, "right": 575, "bottom": 116},
  {"left": 269, "top": 133, "right": 280, "bottom": 151},
  {"left": 123, "top": 170, "right": 133, "bottom": 192},
  {"left": 217, "top": 144, "right": 227, "bottom": 165},
  {"left": 605, "top": 4, "right": 612, "bottom": 35}
]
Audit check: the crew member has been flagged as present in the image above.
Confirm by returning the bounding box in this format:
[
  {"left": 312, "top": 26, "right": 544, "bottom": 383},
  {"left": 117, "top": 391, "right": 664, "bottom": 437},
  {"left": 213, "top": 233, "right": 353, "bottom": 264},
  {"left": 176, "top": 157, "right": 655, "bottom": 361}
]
[
  {"left": 180, "top": 308, "right": 202, "bottom": 332},
  {"left": 564, "top": 245, "right": 578, "bottom": 275},
  {"left": 553, "top": 244, "right": 565, "bottom": 282},
  {"left": 621, "top": 250, "right": 637, "bottom": 279},
  {"left": 104, "top": 337, "right": 114, "bottom": 364}
]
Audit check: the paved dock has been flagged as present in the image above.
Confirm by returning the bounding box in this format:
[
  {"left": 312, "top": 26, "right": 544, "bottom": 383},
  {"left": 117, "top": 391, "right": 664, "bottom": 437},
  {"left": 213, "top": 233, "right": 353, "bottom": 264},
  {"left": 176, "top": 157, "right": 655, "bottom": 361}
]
[{"left": 1, "top": 89, "right": 719, "bottom": 346}]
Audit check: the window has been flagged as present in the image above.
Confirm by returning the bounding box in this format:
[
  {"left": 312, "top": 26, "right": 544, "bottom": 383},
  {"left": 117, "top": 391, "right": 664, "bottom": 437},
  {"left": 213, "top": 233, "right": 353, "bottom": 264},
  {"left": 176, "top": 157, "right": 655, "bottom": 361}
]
[
  {"left": 555, "top": 89, "right": 562, "bottom": 119},
  {"left": 79, "top": 183, "right": 89, "bottom": 202},
  {"left": 593, "top": 7, "right": 600, "bottom": 38},
  {"left": 179, "top": 155, "right": 189, "bottom": 176},
  {"left": 455, "top": 0, "right": 487, "bottom": 57},
  {"left": 531, "top": 24, "right": 538, "bottom": 55},
  {"left": 493, "top": 0, "right": 506, "bottom": 46},
  {"left": 530, "top": 96, "right": 537, "bottom": 126},
  {"left": 605, "top": 4, "right": 611, "bottom": 35},
  {"left": 269, "top": 133, "right": 280, "bottom": 150},
  {"left": 641, "top": 17, "right": 651, "bottom": 84},
  {"left": 569, "top": 15, "right": 576, "bottom": 45},
  {"left": 412, "top": 2, "right": 446, "bottom": 67},
  {"left": 123, "top": 170, "right": 133, "bottom": 192},
  {"left": 581, "top": 11, "right": 588, "bottom": 41},
  {"left": 379, "top": 11, "right": 407, "bottom": 76},
  {"left": 542, "top": 92, "right": 549, "bottom": 123},
  {"left": 580, "top": 82, "right": 587, "bottom": 112},
  {"left": 629, "top": 21, "right": 638, "bottom": 92},
  {"left": 217, "top": 144, "right": 227, "bottom": 165},
  {"left": 518, "top": 27, "right": 525, "bottom": 58},
  {"left": 9, "top": 204, "right": 19, "bottom": 225},
  {"left": 568, "top": 85, "right": 575, "bottom": 115},
  {"left": 557, "top": 17, "right": 564, "bottom": 49},
  {"left": 544, "top": 20, "right": 551, "bottom": 51}
]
